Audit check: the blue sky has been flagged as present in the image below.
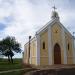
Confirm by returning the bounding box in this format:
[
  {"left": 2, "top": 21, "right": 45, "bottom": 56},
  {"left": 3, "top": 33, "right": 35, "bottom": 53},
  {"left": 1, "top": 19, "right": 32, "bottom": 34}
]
[{"left": 0, "top": 0, "right": 75, "bottom": 58}]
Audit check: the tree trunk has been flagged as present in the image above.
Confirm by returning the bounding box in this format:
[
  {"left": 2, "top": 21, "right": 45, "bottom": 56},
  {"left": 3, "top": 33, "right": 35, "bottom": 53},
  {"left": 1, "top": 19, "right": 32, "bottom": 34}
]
[
  {"left": 8, "top": 55, "right": 10, "bottom": 62},
  {"left": 10, "top": 56, "right": 13, "bottom": 63}
]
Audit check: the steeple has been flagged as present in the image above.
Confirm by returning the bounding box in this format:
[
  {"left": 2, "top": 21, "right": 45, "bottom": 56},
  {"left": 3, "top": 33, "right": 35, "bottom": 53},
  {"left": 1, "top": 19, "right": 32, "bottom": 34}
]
[
  {"left": 51, "top": 6, "right": 59, "bottom": 20},
  {"left": 51, "top": 0, "right": 59, "bottom": 20},
  {"left": 52, "top": 6, "right": 57, "bottom": 11}
]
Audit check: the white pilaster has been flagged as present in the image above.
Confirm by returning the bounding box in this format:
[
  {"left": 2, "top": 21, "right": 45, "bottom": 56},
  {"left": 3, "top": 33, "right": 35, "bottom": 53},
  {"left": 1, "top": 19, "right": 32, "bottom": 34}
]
[
  {"left": 48, "top": 26, "right": 52, "bottom": 65},
  {"left": 72, "top": 37, "right": 75, "bottom": 63},
  {"left": 61, "top": 27, "right": 67, "bottom": 64},
  {"left": 36, "top": 34, "right": 40, "bottom": 65}
]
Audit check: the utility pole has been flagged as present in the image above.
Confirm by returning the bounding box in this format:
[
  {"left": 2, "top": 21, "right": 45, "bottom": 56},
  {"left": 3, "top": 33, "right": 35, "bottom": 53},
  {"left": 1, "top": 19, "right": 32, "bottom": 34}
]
[
  {"left": 28, "top": 36, "right": 31, "bottom": 64},
  {"left": 73, "top": 32, "right": 75, "bottom": 48}
]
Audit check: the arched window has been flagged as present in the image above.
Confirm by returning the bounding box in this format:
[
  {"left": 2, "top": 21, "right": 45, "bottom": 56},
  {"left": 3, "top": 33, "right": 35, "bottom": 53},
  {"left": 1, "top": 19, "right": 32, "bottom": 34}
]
[{"left": 43, "top": 42, "right": 45, "bottom": 49}]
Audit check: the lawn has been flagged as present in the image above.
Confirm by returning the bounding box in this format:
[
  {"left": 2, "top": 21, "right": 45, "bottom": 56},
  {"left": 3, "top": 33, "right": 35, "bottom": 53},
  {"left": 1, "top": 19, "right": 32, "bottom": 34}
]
[
  {"left": 0, "top": 70, "right": 25, "bottom": 75},
  {"left": 0, "top": 59, "right": 36, "bottom": 75},
  {"left": 0, "top": 68, "right": 36, "bottom": 75},
  {"left": 0, "top": 59, "right": 23, "bottom": 71}
]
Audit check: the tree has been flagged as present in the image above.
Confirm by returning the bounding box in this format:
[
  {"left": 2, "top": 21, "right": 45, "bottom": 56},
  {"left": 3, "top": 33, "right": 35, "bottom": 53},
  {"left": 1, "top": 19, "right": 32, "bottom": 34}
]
[{"left": 0, "top": 36, "right": 21, "bottom": 63}]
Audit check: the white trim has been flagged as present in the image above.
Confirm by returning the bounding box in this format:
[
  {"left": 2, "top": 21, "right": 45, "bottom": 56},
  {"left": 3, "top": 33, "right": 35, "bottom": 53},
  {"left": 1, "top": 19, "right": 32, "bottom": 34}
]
[
  {"left": 36, "top": 19, "right": 59, "bottom": 34},
  {"left": 48, "top": 26, "right": 52, "bottom": 65},
  {"left": 72, "top": 37, "right": 75, "bottom": 63},
  {"left": 36, "top": 20, "right": 54, "bottom": 34},
  {"left": 61, "top": 27, "right": 67, "bottom": 64},
  {"left": 36, "top": 34, "right": 40, "bottom": 65}
]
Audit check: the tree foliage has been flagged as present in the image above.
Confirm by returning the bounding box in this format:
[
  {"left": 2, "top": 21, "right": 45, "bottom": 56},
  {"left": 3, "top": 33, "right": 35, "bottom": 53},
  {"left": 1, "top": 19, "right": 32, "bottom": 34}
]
[{"left": 0, "top": 36, "right": 21, "bottom": 63}]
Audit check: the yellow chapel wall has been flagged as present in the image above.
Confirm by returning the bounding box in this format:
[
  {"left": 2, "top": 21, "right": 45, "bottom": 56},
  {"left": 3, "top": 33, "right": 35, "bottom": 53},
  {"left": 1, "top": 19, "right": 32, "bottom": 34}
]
[
  {"left": 65, "top": 32, "right": 73, "bottom": 64},
  {"left": 30, "top": 39, "right": 37, "bottom": 65},
  {"left": 23, "top": 44, "right": 29, "bottom": 64},
  {"left": 51, "top": 23, "right": 64, "bottom": 64},
  {"left": 40, "top": 30, "right": 49, "bottom": 65},
  {"left": 24, "top": 38, "right": 37, "bottom": 65}
]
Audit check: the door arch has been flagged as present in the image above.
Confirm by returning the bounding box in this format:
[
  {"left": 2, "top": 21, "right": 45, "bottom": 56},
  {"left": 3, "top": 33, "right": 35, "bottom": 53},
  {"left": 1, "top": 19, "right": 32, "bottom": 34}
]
[{"left": 54, "top": 43, "right": 61, "bottom": 64}]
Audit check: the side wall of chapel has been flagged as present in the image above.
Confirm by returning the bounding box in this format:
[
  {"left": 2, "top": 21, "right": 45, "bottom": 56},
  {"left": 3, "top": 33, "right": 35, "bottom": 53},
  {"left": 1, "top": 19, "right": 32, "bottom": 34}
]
[
  {"left": 24, "top": 39, "right": 37, "bottom": 65},
  {"left": 40, "top": 30, "right": 49, "bottom": 65},
  {"left": 23, "top": 44, "right": 29, "bottom": 64},
  {"left": 65, "top": 32, "right": 73, "bottom": 64},
  {"left": 30, "top": 39, "right": 37, "bottom": 65}
]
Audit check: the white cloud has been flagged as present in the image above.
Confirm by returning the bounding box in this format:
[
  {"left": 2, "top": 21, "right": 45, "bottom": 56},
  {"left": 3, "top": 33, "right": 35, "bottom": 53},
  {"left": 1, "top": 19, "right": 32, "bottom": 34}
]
[{"left": 0, "top": 0, "right": 75, "bottom": 58}]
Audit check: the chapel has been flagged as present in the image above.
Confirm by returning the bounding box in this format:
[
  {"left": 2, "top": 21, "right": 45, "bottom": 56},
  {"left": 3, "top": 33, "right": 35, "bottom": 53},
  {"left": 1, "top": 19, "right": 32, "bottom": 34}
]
[{"left": 23, "top": 7, "right": 75, "bottom": 66}]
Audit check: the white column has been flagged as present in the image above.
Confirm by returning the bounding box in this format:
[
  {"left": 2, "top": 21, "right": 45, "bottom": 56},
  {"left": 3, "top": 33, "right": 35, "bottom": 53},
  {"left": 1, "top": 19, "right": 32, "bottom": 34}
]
[
  {"left": 72, "top": 37, "right": 75, "bottom": 63},
  {"left": 48, "top": 26, "right": 52, "bottom": 65},
  {"left": 61, "top": 27, "right": 67, "bottom": 64},
  {"left": 36, "top": 34, "right": 40, "bottom": 65}
]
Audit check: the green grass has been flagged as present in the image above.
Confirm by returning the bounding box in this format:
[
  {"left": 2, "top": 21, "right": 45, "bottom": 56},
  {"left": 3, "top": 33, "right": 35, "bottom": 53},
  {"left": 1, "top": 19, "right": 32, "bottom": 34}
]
[
  {"left": 0, "top": 70, "right": 25, "bottom": 75},
  {"left": 0, "top": 59, "right": 36, "bottom": 75},
  {"left": 0, "top": 59, "right": 23, "bottom": 71},
  {"left": 0, "top": 68, "right": 37, "bottom": 75}
]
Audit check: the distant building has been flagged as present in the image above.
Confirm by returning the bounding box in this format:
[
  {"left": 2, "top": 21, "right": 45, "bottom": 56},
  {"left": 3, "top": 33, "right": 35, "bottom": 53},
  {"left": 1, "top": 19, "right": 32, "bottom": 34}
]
[{"left": 23, "top": 9, "right": 75, "bottom": 66}]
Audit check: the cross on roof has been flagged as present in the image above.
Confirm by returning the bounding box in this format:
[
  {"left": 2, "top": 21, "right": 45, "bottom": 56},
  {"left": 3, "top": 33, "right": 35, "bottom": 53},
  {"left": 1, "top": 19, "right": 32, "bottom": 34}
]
[{"left": 52, "top": 6, "right": 57, "bottom": 11}]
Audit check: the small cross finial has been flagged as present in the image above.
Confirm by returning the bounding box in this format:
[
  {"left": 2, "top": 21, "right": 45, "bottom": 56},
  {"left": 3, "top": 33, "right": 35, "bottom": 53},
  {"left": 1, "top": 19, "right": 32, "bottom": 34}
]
[{"left": 52, "top": 5, "right": 57, "bottom": 11}]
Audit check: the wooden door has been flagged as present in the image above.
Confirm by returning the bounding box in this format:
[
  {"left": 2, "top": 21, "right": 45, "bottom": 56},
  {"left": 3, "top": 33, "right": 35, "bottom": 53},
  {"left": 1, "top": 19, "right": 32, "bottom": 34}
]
[{"left": 54, "top": 43, "right": 61, "bottom": 64}]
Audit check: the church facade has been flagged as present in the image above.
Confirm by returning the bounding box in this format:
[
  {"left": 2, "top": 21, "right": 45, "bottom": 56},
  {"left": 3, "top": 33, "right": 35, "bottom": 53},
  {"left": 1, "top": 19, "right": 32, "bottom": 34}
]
[{"left": 23, "top": 10, "right": 75, "bottom": 66}]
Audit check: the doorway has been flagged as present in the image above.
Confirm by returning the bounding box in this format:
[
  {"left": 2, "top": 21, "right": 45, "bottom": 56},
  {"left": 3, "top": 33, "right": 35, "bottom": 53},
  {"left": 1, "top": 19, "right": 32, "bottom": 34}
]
[{"left": 54, "top": 43, "right": 61, "bottom": 64}]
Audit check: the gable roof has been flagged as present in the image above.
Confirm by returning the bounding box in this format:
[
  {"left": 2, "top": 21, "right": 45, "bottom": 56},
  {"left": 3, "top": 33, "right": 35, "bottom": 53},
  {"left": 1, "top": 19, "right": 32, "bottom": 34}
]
[{"left": 36, "top": 18, "right": 72, "bottom": 38}]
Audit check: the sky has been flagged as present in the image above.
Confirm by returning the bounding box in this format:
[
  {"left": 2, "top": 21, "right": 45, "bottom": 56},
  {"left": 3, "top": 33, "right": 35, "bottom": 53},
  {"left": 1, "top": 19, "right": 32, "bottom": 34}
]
[{"left": 0, "top": 0, "right": 75, "bottom": 58}]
